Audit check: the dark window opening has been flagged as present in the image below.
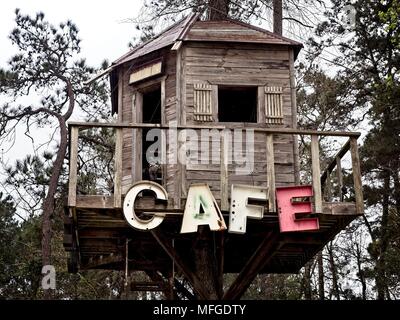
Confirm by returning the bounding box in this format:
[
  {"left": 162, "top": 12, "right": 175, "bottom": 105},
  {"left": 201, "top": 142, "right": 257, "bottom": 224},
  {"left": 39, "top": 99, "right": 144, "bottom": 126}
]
[
  {"left": 218, "top": 86, "right": 257, "bottom": 123},
  {"left": 142, "top": 86, "right": 162, "bottom": 184}
]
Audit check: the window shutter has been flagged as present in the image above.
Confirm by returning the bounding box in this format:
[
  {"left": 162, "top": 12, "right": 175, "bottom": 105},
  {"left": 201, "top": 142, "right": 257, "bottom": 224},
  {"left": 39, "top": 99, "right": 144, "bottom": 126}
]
[
  {"left": 265, "top": 86, "right": 283, "bottom": 125},
  {"left": 194, "top": 84, "right": 213, "bottom": 122}
]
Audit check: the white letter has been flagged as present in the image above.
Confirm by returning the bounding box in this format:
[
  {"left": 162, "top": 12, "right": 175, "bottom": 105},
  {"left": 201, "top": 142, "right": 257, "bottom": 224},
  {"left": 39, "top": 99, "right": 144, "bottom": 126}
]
[
  {"left": 41, "top": 265, "right": 56, "bottom": 290},
  {"left": 123, "top": 181, "right": 168, "bottom": 231},
  {"left": 228, "top": 184, "right": 267, "bottom": 234},
  {"left": 180, "top": 184, "right": 227, "bottom": 233}
]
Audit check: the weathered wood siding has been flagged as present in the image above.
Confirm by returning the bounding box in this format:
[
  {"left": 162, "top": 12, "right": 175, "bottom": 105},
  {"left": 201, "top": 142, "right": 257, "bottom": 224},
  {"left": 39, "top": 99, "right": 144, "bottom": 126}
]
[
  {"left": 117, "top": 42, "right": 296, "bottom": 208},
  {"left": 118, "top": 49, "right": 178, "bottom": 196},
  {"left": 183, "top": 42, "right": 295, "bottom": 202}
]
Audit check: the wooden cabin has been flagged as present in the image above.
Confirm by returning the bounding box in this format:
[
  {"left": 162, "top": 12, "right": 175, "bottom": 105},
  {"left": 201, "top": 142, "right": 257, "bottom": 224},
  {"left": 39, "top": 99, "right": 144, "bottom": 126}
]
[{"left": 64, "top": 14, "right": 364, "bottom": 300}]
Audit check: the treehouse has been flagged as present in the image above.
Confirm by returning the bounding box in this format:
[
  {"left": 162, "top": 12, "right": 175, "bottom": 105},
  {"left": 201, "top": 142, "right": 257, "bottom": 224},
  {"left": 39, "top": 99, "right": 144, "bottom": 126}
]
[{"left": 64, "top": 14, "right": 364, "bottom": 300}]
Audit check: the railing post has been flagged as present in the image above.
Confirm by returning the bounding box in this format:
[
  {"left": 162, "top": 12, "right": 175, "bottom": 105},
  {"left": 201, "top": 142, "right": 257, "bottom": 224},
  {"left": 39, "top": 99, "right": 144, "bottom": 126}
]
[
  {"left": 114, "top": 128, "right": 123, "bottom": 208},
  {"left": 220, "top": 131, "right": 229, "bottom": 211},
  {"left": 266, "top": 134, "right": 276, "bottom": 213},
  {"left": 68, "top": 126, "right": 79, "bottom": 207},
  {"left": 311, "top": 135, "right": 323, "bottom": 213},
  {"left": 336, "top": 156, "right": 343, "bottom": 201},
  {"left": 350, "top": 137, "right": 364, "bottom": 214}
]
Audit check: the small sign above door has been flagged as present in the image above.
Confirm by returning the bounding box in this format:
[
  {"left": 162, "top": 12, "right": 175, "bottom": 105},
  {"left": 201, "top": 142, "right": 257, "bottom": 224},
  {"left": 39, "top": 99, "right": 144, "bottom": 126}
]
[{"left": 129, "top": 60, "right": 163, "bottom": 84}]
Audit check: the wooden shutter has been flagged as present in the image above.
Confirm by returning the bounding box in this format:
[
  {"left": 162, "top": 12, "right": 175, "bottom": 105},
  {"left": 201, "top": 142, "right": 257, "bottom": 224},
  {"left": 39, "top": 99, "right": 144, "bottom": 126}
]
[
  {"left": 194, "top": 84, "right": 213, "bottom": 122},
  {"left": 265, "top": 86, "right": 283, "bottom": 125}
]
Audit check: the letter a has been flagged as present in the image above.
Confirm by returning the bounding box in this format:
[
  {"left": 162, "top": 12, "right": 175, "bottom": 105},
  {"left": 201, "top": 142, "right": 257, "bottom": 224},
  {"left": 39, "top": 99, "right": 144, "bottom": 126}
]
[{"left": 180, "top": 184, "right": 227, "bottom": 233}]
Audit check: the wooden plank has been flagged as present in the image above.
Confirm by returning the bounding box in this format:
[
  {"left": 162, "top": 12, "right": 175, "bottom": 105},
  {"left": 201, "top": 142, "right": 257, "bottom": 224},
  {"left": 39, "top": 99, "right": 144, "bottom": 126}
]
[
  {"left": 320, "top": 138, "right": 351, "bottom": 186},
  {"left": 220, "top": 132, "right": 229, "bottom": 211},
  {"left": 350, "top": 137, "right": 364, "bottom": 214},
  {"left": 134, "top": 93, "right": 143, "bottom": 181},
  {"left": 336, "top": 156, "right": 343, "bottom": 201},
  {"left": 289, "top": 49, "right": 300, "bottom": 184},
  {"left": 257, "top": 86, "right": 265, "bottom": 123},
  {"left": 68, "top": 126, "right": 79, "bottom": 207},
  {"left": 322, "top": 202, "right": 357, "bottom": 216},
  {"left": 117, "top": 73, "right": 123, "bottom": 121},
  {"left": 129, "top": 61, "right": 162, "bottom": 84},
  {"left": 175, "top": 48, "right": 183, "bottom": 208},
  {"left": 151, "top": 230, "right": 209, "bottom": 300},
  {"left": 114, "top": 128, "right": 123, "bottom": 208},
  {"left": 266, "top": 134, "right": 276, "bottom": 213},
  {"left": 161, "top": 79, "right": 167, "bottom": 187},
  {"left": 324, "top": 171, "right": 332, "bottom": 201},
  {"left": 311, "top": 135, "right": 323, "bottom": 213},
  {"left": 68, "top": 122, "right": 361, "bottom": 137}
]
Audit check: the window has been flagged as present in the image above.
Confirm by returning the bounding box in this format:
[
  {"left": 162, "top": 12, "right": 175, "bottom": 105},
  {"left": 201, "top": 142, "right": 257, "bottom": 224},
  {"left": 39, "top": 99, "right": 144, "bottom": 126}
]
[{"left": 218, "top": 86, "right": 257, "bottom": 123}]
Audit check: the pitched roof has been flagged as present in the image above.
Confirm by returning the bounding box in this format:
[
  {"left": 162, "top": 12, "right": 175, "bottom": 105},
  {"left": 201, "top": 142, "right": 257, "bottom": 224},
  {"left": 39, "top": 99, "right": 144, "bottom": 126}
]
[
  {"left": 86, "top": 14, "right": 303, "bottom": 84},
  {"left": 112, "top": 15, "right": 302, "bottom": 67},
  {"left": 184, "top": 19, "right": 302, "bottom": 48},
  {"left": 113, "top": 13, "right": 199, "bottom": 66}
]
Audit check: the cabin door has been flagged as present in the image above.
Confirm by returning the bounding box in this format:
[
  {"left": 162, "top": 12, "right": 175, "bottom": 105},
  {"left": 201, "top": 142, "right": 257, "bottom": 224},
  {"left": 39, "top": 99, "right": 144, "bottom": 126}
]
[{"left": 140, "top": 85, "right": 163, "bottom": 184}]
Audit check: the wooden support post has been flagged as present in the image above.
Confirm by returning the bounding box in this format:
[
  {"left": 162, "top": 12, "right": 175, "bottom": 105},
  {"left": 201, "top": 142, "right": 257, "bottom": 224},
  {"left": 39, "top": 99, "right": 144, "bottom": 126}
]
[
  {"left": 68, "top": 126, "right": 79, "bottom": 207},
  {"left": 311, "top": 135, "right": 323, "bottom": 213},
  {"left": 216, "top": 232, "right": 225, "bottom": 300},
  {"left": 151, "top": 230, "right": 209, "bottom": 300},
  {"left": 320, "top": 139, "right": 350, "bottom": 186},
  {"left": 336, "top": 156, "right": 343, "bottom": 201},
  {"left": 220, "top": 131, "right": 229, "bottom": 211},
  {"left": 114, "top": 128, "right": 123, "bottom": 208},
  {"left": 266, "top": 134, "right": 276, "bottom": 213},
  {"left": 350, "top": 137, "right": 364, "bottom": 214},
  {"left": 223, "top": 232, "right": 280, "bottom": 300},
  {"left": 174, "top": 279, "right": 196, "bottom": 300}
]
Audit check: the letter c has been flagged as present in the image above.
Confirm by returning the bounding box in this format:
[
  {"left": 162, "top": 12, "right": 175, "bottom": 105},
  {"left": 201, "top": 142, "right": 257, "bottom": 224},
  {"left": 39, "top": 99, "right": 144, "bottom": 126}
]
[{"left": 123, "top": 181, "right": 168, "bottom": 231}]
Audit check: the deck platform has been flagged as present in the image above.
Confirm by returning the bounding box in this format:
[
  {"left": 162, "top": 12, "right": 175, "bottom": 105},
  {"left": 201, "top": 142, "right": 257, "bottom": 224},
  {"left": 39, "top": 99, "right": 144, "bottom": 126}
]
[{"left": 64, "top": 195, "right": 360, "bottom": 274}]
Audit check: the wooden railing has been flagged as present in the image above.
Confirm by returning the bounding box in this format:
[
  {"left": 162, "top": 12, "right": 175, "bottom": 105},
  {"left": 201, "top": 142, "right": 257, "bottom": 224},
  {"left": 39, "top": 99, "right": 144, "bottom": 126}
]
[{"left": 67, "top": 122, "right": 364, "bottom": 215}]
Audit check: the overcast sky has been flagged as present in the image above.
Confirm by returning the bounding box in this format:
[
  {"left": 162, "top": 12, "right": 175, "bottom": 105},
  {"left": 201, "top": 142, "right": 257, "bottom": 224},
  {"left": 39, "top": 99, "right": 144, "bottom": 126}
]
[
  {"left": 0, "top": 0, "right": 142, "bottom": 68},
  {"left": 0, "top": 1, "right": 144, "bottom": 166}
]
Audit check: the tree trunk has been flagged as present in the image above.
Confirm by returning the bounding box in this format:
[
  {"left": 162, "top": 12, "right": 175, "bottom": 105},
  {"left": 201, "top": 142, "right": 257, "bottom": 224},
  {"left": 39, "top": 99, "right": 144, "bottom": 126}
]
[
  {"left": 303, "top": 261, "right": 312, "bottom": 300},
  {"left": 41, "top": 118, "right": 69, "bottom": 299},
  {"left": 192, "top": 226, "right": 223, "bottom": 299},
  {"left": 355, "top": 242, "right": 367, "bottom": 300},
  {"left": 375, "top": 170, "right": 390, "bottom": 300},
  {"left": 273, "top": 0, "right": 283, "bottom": 35},
  {"left": 207, "top": 0, "right": 229, "bottom": 20},
  {"left": 317, "top": 251, "right": 325, "bottom": 300},
  {"left": 328, "top": 243, "right": 340, "bottom": 300},
  {"left": 42, "top": 82, "right": 75, "bottom": 299}
]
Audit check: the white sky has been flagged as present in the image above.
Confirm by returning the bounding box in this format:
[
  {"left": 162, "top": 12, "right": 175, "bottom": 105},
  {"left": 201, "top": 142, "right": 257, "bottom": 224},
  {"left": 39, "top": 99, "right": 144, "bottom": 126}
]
[
  {"left": 0, "top": 0, "right": 141, "bottom": 67},
  {"left": 0, "top": 0, "right": 142, "bottom": 165}
]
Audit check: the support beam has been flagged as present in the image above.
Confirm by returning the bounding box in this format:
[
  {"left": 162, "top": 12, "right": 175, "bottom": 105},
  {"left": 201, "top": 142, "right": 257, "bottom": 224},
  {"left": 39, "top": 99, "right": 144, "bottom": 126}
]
[
  {"left": 311, "top": 135, "right": 323, "bottom": 213},
  {"left": 336, "top": 156, "right": 343, "bottom": 201},
  {"left": 220, "top": 132, "right": 229, "bottom": 211},
  {"left": 266, "top": 134, "right": 276, "bottom": 213},
  {"left": 350, "top": 137, "right": 364, "bottom": 214},
  {"left": 174, "top": 278, "right": 196, "bottom": 300},
  {"left": 223, "top": 232, "right": 281, "bottom": 300},
  {"left": 114, "top": 128, "right": 123, "bottom": 208},
  {"left": 151, "top": 230, "right": 209, "bottom": 300},
  {"left": 68, "top": 127, "right": 79, "bottom": 207},
  {"left": 320, "top": 138, "right": 350, "bottom": 186}
]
